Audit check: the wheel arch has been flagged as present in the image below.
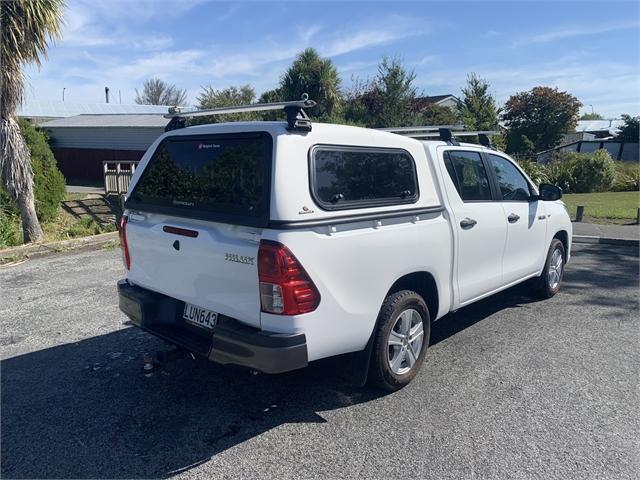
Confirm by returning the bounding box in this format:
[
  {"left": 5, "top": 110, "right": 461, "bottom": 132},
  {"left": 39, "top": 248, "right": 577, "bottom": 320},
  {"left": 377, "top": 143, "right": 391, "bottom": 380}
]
[
  {"left": 553, "top": 230, "right": 569, "bottom": 254},
  {"left": 386, "top": 271, "right": 439, "bottom": 323}
]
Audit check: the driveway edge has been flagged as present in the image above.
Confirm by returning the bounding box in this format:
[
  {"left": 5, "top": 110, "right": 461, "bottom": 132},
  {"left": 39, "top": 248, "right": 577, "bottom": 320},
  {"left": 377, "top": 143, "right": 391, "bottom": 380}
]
[
  {"left": 572, "top": 235, "right": 639, "bottom": 247},
  {"left": 0, "top": 231, "right": 119, "bottom": 263}
]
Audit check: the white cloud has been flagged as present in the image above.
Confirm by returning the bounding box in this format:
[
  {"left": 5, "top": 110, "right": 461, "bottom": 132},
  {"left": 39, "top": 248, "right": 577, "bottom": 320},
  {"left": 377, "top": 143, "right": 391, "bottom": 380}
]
[
  {"left": 413, "top": 57, "right": 640, "bottom": 118},
  {"left": 512, "top": 21, "right": 640, "bottom": 48}
]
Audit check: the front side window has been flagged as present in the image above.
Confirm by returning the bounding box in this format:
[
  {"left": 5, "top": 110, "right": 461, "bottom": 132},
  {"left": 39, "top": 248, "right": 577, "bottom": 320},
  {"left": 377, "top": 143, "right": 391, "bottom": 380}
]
[
  {"left": 488, "top": 154, "right": 531, "bottom": 201},
  {"left": 443, "top": 150, "right": 492, "bottom": 201},
  {"left": 311, "top": 146, "right": 418, "bottom": 210}
]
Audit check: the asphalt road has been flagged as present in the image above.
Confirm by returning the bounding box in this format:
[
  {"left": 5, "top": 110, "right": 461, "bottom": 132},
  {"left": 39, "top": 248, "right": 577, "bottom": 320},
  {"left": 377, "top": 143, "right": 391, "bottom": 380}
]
[{"left": 1, "top": 244, "right": 638, "bottom": 479}]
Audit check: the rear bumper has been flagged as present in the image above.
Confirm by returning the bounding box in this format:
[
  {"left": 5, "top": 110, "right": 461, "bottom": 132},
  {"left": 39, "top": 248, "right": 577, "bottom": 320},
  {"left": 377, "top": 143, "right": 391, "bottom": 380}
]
[{"left": 117, "top": 279, "right": 308, "bottom": 374}]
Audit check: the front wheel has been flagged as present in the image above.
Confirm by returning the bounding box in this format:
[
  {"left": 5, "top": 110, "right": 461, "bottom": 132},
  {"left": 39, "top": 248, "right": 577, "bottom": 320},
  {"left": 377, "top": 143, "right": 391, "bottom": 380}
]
[
  {"left": 532, "top": 239, "right": 566, "bottom": 298},
  {"left": 368, "top": 290, "right": 431, "bottom": 391}
]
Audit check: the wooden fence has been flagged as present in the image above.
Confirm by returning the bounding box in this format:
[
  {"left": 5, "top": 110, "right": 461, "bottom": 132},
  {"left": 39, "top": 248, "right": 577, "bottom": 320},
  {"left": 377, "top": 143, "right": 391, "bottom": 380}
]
[{"left": 103, "top": 161, "right": 138, "bottom": 195}]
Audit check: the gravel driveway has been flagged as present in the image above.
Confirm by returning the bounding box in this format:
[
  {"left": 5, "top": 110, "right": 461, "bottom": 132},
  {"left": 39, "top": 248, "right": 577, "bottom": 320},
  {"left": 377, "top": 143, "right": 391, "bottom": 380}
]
[{"left": 1, "top": 243, "right": 638, "bottom": 479}]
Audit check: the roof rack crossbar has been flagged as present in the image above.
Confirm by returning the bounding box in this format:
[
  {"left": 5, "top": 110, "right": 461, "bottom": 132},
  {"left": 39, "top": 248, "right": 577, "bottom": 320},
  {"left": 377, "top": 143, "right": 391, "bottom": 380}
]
[
  {"left": 164, "top": 94, "right": 317, "bottom": 132},
  {"left": 379, "top": 125, "right": 465, "bottom": 133},
  {"left": 398, "top": 130, "right": 499, "bottom": 139},
  {"left": 382, "top": 125, "right": 499, "bottom": 145}
]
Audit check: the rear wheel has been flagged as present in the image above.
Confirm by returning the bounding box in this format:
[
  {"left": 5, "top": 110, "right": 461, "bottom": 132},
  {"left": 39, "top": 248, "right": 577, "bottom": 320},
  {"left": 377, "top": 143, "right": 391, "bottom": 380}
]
[
  {"left": 532, "top": 239, "right": 565, "bottom": 298},
  {"left": 368, "top": 290, "right": 431, "bottom": 391}
]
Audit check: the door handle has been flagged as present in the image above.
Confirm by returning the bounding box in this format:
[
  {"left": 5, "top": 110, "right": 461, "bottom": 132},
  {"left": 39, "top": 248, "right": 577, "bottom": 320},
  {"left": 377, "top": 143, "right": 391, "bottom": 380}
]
[
  {"left": 460, "top": 218, "right": 477, "bottom": 229},
  {"left": 507, "top": 213, "right": 520, "bottom": 223}
]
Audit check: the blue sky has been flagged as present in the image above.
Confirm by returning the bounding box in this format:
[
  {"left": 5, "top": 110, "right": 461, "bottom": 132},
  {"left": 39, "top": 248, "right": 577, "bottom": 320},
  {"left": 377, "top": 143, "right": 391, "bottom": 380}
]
[{"left": 24, "top": 0, "right": 640, "bottom": 118}]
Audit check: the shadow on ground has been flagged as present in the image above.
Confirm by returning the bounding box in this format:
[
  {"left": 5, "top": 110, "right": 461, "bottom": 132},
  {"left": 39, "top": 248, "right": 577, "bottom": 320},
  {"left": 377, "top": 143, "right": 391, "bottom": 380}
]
[{"left": 1, "top": 244, "right": 637, "bottom": 478}]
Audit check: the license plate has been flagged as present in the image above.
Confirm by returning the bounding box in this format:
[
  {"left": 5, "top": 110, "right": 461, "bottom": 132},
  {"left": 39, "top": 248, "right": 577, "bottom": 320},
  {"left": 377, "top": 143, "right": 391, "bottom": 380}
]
[{"left": 183, "top": 302, "right": 218, "bottom": 330}]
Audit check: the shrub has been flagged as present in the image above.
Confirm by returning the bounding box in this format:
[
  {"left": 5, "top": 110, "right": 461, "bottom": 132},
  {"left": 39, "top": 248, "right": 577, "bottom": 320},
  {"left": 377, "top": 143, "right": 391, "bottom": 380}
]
[
  {"left": 516, "top": 157, "right": 549, "bottom": 185},
  {"left": 571, "top": 149, "right": 616, "bottom": 193},
  {"left": 0, "top": 208, "right": 21, "bottom": 248},
  {"left": 612, "top": 161, "right": 640, "bottom": 192},
  {"left": 545, "top": 149, "right": 616, "bottom": 193},
  {"left": 546, "top": 155, "right": 576, "bottom": 193},
  {"left": 16, "top": 119, "right": 66, "bottom": 222}
]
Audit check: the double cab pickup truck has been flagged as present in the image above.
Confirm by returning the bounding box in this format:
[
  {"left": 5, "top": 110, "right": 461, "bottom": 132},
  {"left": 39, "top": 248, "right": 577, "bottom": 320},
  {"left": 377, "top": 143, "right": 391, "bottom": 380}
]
[{"left": 118, "top": 100, "right": 571, "bottom": 391}]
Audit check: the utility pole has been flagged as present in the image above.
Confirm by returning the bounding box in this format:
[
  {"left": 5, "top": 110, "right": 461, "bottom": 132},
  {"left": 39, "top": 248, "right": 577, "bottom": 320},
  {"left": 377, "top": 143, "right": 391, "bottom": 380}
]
[
  {"left": 105, "top": 86, "right": 110, "bottom": 103},
  {"left": 62, "top": 87, "right": 66, "bottom": 102}
]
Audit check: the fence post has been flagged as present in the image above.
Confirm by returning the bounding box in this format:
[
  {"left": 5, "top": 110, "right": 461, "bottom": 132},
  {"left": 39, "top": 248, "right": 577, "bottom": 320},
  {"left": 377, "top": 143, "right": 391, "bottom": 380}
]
[
  {"left": 636, "top": 208, "right": 639, "bottom": 225},
  {"left": 576, "top": 205, "right": 584, "bottom": 222}
]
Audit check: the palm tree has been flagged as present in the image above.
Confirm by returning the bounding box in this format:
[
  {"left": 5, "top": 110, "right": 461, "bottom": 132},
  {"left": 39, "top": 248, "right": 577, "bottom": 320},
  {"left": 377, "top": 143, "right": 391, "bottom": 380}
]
[
  {"left": 1, "top": 0, "right": 64, "bottom": 243},
  {"left": 280, "top": 48, "right": 342, "bottom": 120}
]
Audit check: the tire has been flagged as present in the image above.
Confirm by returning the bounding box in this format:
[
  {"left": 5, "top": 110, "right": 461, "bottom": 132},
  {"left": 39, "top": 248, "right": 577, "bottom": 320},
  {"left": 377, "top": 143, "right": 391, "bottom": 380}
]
[
  {"left": 368, "top": 290, "right": 431, "bottom": 391},
  {"left": 532, "top": 239, "right": 566, "bottom": 299}
]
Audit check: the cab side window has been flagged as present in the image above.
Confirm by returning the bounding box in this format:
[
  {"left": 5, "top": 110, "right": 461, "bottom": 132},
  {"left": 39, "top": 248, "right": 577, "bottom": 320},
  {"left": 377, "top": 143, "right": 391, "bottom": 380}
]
[
  {"left": 443, "top": 151, "right": 492, "bottom": 201},
  {"left": 488, "top": 154, "right": 531, "bottom": 201}
]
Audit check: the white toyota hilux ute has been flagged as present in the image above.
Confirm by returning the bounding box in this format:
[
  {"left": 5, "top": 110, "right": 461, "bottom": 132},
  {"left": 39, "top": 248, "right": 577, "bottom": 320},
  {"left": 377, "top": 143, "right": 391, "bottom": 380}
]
[{"left": 118, "top": 113, "right": 572, "bottom": 391}]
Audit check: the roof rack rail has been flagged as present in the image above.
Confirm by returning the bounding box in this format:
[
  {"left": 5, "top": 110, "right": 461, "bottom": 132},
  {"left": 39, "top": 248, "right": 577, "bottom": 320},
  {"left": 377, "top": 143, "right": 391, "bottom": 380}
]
[
  {"left": 381, "top": 125, "right": 499, "bottom": 147},
  {"left": 163, "top": 93, "right": 317, "bottom": 132}
]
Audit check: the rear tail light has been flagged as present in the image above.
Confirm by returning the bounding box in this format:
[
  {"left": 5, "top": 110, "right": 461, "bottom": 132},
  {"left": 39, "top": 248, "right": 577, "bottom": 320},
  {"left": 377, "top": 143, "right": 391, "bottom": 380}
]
[
  {"left": 258, "top": 240, "right": 320, "bottom": 315},
  {"left": 120, "top": 215, "right": 131, "bottom": 270}
]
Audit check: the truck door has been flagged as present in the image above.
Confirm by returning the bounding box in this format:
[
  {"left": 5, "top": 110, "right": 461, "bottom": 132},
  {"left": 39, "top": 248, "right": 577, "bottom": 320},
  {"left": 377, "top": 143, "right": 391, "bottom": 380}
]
[
  {"left": 439, "top": 148, "right": 507, "bottom": 305},
  {"left": 486, "top": 153, "right": 548, "bottom": 283}
]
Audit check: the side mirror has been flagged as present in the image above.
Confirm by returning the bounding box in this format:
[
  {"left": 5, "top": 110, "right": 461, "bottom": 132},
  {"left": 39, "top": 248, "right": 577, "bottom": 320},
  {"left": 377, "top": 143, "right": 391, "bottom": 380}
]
[{"left": 539, "top": 183, "right": 563, "bottom": 201}]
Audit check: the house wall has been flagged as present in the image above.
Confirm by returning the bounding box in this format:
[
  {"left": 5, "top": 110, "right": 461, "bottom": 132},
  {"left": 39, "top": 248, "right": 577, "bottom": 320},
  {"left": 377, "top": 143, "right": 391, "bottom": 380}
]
[
  {"left": 44, "top": 126, "right": 164, "bottom": 151},
  {"left": 435, "top": 98, "right": 459, "bottom": 109},
  {"left": 44, "top": 125, "right": 164, "bottom": 182},
  {"left": 53, "top": 147, "right": 145, "bottom": 182}
]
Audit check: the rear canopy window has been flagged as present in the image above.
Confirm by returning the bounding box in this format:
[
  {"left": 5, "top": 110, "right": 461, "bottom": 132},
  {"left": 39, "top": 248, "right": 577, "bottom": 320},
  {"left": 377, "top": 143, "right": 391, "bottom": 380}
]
[
  {"left": 127, "top": 133, "right": 272, "bottom": 226},
  {"left": 311, "top": 146, "right": 418, "bottom": 210}
]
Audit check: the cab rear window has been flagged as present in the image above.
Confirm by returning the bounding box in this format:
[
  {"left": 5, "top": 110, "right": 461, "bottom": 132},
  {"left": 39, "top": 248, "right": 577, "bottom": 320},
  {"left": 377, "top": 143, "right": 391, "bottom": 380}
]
[{"left": 126, "top": 132, "right": 272, "bottom": 226}]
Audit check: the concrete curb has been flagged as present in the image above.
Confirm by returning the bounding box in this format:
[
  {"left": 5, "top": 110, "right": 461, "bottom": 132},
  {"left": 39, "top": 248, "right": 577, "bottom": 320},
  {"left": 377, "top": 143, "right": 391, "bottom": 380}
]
[
  {"left": 0, "top": 231, "right": 119, "bottom": 263},
  {"left": 572, "top": 235, "right": 639, "bottom": 247}
]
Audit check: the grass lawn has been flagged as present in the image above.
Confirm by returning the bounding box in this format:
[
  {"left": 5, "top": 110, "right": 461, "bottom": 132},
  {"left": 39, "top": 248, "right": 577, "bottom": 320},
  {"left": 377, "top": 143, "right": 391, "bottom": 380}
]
[{"left": 563, "top": 191, "right": 640, "bottom": 223}]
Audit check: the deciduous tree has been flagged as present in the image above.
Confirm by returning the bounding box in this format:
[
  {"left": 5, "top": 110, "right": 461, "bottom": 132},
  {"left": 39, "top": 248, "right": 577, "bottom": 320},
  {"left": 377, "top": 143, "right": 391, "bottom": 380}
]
[
  {"left": 503, "top": 86, "right": 581, "bottom": 154},
  {"left": 345, "top": 57, "right": 420, "bottom": 128},
  {"left": 615, "top": 114, "right": 639, "bottom": 142},
  {"left": 135, "top": 78, "right": 187, "bottom": 106},
  {"left": 196, "top": 84, "right": 259, "bottom": 122},
  {"left": 579, "top": 112, "right": 604, "bottom": 120}
]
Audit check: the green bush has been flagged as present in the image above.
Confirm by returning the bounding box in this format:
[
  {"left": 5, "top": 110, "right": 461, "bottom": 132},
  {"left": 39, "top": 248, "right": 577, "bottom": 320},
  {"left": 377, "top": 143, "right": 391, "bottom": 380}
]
[
  {"left": 612, "top": 161, "right": 640, "bottom": 192},
  {"left": 571, "top": 149, "right": 616, "bottom": 193},
  {"left": 545, "top": 149, "right": 616, "bottom": 193},
  {"left": 18, "top": 119, "right": 66, "bottom": 222},
  {"left": 546, "top": 155, "right": 576, "bottom": 193},
  {"left": 515, "top": 158, "right": 549, "bottom": 185},
  {"left": 0, "top": 208, "right": 21, "bottom": 248}
]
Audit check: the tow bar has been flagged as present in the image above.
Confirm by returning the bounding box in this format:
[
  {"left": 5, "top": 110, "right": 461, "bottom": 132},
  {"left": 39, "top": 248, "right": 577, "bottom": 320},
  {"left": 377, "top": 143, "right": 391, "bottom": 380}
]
[{"left": 142, "top": 347, "right": 193, "bottom": 377}]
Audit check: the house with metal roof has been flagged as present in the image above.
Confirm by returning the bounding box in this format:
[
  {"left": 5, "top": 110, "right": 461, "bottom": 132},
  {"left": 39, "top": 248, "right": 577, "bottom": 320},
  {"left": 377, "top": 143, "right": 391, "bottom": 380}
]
[
  {"left": 18, "top": 99, "right": 170, "bottom": 123},
  {"left": 413, "top": 94, "right": 461, "bottom": 111},
  {"left": 40, "top": 114, "right": 167, "bottom": 182}
]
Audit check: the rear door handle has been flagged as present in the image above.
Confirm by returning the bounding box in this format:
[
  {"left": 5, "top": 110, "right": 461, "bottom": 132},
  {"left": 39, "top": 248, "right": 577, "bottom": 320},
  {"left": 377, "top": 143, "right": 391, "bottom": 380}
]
[
  {"left": 508, "top": 213, "right": 520, "bottom": 223},
  {"left": 460, "top": 218, "right": 477, "bottom": 229}
]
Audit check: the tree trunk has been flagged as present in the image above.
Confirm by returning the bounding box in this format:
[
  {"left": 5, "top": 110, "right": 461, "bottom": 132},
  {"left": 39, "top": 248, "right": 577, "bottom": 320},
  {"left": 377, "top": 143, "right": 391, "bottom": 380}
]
[
  {"left": 16, "top": 189, "right": 44, "bottom": 243},
  {"left": 0, "top": 116, "right": 45, "bottom": 243}
]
